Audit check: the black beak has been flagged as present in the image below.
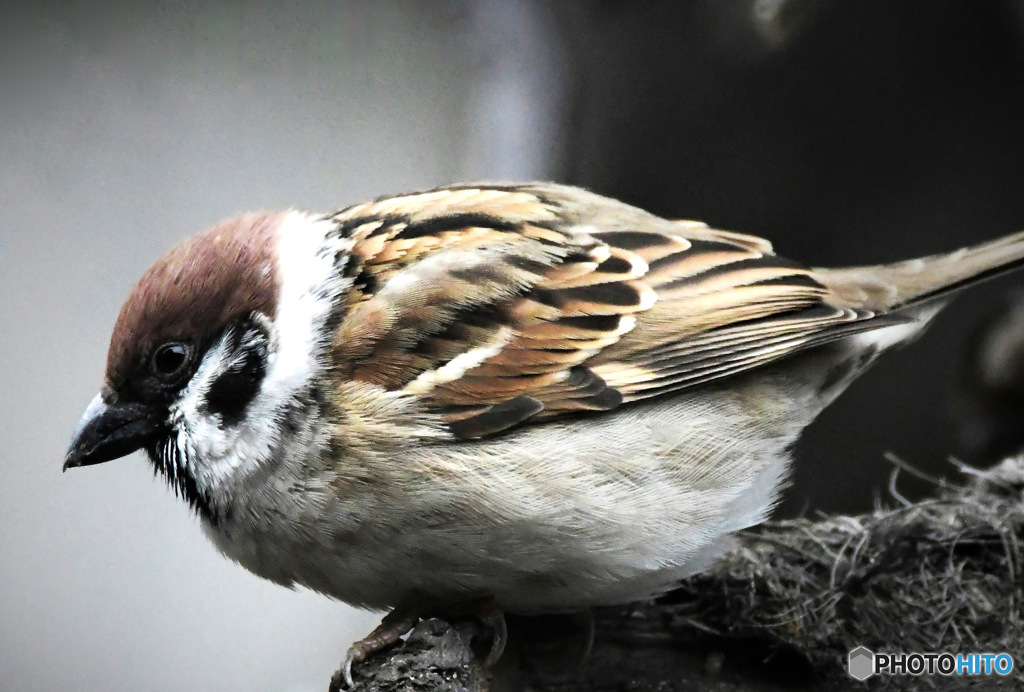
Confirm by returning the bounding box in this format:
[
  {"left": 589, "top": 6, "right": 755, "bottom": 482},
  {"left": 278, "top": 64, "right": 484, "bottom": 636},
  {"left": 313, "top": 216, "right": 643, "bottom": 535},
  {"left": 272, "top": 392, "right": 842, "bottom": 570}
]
[{"left": 64, "top": 393, "right": 163, "bottom": 471}]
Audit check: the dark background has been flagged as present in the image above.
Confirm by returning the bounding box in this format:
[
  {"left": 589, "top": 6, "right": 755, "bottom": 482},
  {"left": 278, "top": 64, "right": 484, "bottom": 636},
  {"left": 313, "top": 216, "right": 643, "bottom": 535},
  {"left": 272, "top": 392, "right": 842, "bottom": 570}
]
[
  {"left": 3, "top": 2, "right": 1023, "bottom": 690},
  {"left": 552, "top": 0, "right": 1024, "bottom": 513}
]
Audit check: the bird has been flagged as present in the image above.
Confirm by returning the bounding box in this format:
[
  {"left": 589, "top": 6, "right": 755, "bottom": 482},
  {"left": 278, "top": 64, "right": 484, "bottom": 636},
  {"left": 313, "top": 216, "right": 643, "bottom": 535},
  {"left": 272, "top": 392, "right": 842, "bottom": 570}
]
[{"left": 64, "top": 182, "right": 1024, "bottom": 688}]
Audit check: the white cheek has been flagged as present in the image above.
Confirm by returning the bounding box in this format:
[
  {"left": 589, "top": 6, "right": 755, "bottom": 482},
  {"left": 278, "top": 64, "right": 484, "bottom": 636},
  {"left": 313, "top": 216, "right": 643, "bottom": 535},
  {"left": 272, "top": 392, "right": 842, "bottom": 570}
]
[
  {"left": 172, "top": 212, "right": 350, "bottom": 488},
  {"left": 172, "top": 337, "right": 242, "bottom": 479}
]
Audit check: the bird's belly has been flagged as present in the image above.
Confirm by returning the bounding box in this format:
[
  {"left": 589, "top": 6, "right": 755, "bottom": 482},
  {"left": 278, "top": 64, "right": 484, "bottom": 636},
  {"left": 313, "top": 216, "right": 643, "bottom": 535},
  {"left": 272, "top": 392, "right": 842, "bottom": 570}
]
[{"left": 206, "top": 369, "right": 818, "bottom": 612}]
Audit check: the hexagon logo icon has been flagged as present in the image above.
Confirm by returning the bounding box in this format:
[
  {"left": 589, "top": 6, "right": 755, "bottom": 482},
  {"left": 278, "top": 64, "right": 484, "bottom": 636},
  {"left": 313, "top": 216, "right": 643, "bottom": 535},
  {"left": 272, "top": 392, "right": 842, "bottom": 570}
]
[{"left": 848, "top": 646, "right": 875, "bottom": 681}]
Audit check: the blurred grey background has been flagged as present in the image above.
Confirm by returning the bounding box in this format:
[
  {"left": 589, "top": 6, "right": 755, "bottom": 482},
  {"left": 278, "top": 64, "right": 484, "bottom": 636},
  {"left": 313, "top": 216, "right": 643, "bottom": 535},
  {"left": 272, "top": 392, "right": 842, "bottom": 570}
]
[
  {"left": 0, "top": 2, "right": 566, "bottom": 691},
  {"left": 3, "top": 1, "right": 1024, "bottom": 691}
]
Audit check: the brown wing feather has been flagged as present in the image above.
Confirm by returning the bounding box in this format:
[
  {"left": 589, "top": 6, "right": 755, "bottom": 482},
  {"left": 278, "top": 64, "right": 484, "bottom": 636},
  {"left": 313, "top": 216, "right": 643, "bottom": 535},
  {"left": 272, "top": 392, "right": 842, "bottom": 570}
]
[{"left": 328, "top": 184, "right": 892, "bottom": 438}]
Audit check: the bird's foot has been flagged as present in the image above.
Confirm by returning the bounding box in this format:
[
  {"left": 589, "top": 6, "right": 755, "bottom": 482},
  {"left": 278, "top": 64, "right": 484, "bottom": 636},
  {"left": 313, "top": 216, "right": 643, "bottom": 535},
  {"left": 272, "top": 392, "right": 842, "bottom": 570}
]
[
  {"left": 327, "top": 597, "right": 508, "bottom": 690},
  {"left": 329, "top": 605, "right": 420, "bottom": 691}
]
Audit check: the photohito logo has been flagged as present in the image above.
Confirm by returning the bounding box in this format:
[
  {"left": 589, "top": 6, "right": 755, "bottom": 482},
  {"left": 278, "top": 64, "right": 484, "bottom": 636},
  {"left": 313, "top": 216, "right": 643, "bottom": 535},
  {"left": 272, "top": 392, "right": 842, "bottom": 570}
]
[{"left": 848, "top": 647, "right": 1014, "bottom": 681}]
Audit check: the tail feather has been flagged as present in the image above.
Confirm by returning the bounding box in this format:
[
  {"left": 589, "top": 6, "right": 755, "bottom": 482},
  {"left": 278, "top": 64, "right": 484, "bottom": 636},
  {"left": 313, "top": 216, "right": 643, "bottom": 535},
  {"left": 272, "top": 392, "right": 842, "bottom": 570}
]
[{"left": 819, "top": 229, "right": 1024, "bottom": 313}]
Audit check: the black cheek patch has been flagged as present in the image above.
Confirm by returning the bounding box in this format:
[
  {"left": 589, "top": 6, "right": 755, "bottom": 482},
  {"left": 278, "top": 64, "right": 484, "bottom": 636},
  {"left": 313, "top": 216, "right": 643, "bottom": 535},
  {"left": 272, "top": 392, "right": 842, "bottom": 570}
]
[{"left": 206, "top": 347, "right": 267, "bottom": 428}]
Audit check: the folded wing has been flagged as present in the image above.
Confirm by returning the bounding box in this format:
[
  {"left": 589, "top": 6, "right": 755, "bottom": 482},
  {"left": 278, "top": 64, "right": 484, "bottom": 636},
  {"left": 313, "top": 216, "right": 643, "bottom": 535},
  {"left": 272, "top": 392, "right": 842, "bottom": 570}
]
[{"left": 329, "top": 185, "right": 898, "bottom": 438}]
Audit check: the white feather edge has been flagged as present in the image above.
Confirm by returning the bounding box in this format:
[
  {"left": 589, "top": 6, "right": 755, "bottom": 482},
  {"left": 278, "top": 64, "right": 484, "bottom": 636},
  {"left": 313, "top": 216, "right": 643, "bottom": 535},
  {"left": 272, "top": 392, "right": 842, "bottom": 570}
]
[{"left": 403, "top": 327, "right": 515, "bottom": 395}]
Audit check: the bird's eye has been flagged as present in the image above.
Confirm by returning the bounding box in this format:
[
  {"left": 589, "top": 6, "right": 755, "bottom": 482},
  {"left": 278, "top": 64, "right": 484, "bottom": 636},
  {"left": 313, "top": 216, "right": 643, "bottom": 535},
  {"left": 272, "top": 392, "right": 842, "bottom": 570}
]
[{"left": 150, "top": 342, "right": 191, "bottom": 378}]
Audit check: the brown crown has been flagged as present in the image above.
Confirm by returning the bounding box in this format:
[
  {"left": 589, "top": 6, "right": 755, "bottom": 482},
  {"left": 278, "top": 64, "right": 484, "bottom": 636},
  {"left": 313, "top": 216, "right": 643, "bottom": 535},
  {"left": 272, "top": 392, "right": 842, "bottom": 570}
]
[{"left": 105, "top": 212, "right": 285, "bottom": 389}]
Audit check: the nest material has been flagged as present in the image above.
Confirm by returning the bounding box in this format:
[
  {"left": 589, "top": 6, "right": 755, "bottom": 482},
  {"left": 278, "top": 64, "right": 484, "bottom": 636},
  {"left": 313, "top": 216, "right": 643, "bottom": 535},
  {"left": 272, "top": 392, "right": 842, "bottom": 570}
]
[
  {"left": 645, "top": 457, "right": 1024, "bottom": 688},
  {"left": 350, "top": 458, "right": 1024, "bottom": 691}
]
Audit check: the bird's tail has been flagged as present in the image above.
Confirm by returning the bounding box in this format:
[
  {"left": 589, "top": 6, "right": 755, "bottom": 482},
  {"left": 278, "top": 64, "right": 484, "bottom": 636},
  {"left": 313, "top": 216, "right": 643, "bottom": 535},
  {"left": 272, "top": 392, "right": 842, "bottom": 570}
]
[{"left": 819, "top": 229, "right": 1024, "bottom": 314}]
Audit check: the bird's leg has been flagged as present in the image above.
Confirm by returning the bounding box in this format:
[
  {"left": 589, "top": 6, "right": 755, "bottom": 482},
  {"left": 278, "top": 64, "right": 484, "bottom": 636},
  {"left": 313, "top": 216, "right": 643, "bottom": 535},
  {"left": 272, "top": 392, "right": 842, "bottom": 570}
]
[{"left": 330, "top": 604, "right": 420, "bottom": 691}]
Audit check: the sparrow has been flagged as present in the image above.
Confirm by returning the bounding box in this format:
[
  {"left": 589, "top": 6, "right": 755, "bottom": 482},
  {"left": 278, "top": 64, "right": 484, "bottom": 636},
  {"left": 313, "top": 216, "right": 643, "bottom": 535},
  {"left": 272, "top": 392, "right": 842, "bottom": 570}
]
[{"left": 64, "top": 183, "right": 1024, "bottom": 687}]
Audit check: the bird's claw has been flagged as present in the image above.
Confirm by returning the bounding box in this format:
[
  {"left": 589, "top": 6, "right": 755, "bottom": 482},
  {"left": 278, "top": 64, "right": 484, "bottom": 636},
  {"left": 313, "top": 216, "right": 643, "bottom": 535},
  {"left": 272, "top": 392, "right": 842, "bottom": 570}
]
[
  {"left": 327, "top": 651, "right": 354, "bottom": 692},
  {"left": 341, "top": 650, "right": 356, "bottom": 689},
  {"left": 478, "top": 606, "right": 507, "bottom": 666},
  {"left": 328, "top": 600, "right": 507, "bottom": 690},
  {"left": 328, "top": 642, "right": 370, "bottom": 691},
  {"left": 329, "top": 606, "right": 420, "bottom": 690},
  {"left": 327, "top": 659, "right": 348, "bottom": 692}
]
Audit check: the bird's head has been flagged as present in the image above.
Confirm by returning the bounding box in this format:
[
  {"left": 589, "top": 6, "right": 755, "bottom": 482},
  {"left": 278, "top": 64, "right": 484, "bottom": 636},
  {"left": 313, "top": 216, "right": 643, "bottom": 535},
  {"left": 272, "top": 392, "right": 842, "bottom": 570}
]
[{"left": 64, "top": 210, "right": 349, "bottom": 520}]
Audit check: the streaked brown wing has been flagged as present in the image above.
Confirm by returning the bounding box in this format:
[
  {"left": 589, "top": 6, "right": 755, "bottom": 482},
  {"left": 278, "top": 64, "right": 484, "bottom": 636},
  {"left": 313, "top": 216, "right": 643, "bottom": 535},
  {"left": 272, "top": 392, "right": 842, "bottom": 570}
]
[{"left": 328, "top": 184, "right": 894, "bottom": 438}]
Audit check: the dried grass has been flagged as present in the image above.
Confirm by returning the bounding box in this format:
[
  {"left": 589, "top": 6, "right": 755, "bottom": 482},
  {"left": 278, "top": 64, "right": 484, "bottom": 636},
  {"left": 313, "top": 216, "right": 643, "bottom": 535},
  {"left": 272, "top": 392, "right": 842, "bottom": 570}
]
[{"left": 657, "top": 458, "right": 1024, "bottom": 687}]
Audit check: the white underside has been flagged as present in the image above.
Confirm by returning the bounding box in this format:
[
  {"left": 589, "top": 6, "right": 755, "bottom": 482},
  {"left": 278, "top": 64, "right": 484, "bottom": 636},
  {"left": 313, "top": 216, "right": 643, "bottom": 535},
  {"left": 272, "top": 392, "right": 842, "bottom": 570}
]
[{"left": 204, "top": 363, "right": 813, "bottom": 613}]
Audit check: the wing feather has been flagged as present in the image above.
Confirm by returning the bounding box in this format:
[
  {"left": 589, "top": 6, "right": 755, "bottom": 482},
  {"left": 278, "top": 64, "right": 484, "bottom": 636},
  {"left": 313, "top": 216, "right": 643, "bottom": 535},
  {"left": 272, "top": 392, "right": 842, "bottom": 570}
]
[{"left": 327, "top": 184, "right": 890, "bottom": 438}]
